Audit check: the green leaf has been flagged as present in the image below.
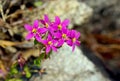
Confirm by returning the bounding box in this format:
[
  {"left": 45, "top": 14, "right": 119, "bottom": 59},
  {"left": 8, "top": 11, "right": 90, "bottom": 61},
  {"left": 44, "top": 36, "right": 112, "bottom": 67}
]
[
  {"left": 39, "top": 53, "right": 45, "bottom": 59},
  {"left": 6, "top": 78, "right": 22, "bottom": 81},
  {"left": 34, "top": 1, "right": 43, "bottom": 7},
  {"left": 46, "top": 50, "right": 52, "bottom": 58},
  {"left": 9, "top": 63, "right": 18, "bottom": 74},
  {"left": 24, "top": 66, "right": 29, "bottom": 72},
  {"left": 34, "top": 59, "right": 41, "bottom": 66},
  {"left": 10, "top": 67, "right": 18, "bottom": 74},
  {"left": 34, "top": 39, "right": 39, "bottom": 45},
  {"left": 23, "top": 66, "right": 31, "bottom": 78},
  {"left": 33, "top": 53, "right": 45, "bottom": 66},
  {"left": 26, "top": 72, "right": 31, "bottom": 78}
]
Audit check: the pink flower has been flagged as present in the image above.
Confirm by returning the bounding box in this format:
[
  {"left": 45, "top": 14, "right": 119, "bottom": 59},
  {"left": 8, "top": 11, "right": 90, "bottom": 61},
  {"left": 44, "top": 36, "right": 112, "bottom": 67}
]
[
  {"left": 40, "top": 14, "right": 53, "bottom": 33},
  {"left": 24, "top": 14, "right": 81, "bottom": 52},
  {"left": 42, "top": 35, "right": 57, "bottom": 54},
  {"left": 53, "top": 16, "right": 70, "bottom": 31},
  {"left": 24, "top": 20, "right": 42, "bottom": 42},
  {"left": 0, "top": 69, "right": 6, "bottom": 78},
  {"left": 40, "top": 14, "right": 51, "bottom": 28},
  {"left": 54, "top": 28, "right": 69, "bottom": 47},
  {"left": 17, "top": 54, "right": 26, "bottom": 69},
  {"left": 67, "top": 30, "right": 80, "bottom": 51}
]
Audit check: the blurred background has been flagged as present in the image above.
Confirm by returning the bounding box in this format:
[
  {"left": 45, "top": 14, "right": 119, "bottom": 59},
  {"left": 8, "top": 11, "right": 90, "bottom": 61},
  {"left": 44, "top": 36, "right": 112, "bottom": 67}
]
[{"left": 0, "top": 0, "right": 120, "bottom": 81}]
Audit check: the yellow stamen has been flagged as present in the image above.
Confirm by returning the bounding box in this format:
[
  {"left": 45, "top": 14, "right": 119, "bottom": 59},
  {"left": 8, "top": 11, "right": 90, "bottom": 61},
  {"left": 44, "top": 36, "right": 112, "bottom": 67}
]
[
  {"left": 62, "top": 34, "right": 66, "bottom": 38},
  {"left": 72, "top": 38, "right": 76, "bottom": 42},
  {"left": 45, "top": 23, "right": 49, "bottom": 28},
  {"left": 48, "top": 41, "right": 52, "bottom": 45},
  {"left": 32, "top": 28, "right": 37, "bottom": 33},
  {"left": 58, "top": 24, "right": 62, "bottom": 30}
]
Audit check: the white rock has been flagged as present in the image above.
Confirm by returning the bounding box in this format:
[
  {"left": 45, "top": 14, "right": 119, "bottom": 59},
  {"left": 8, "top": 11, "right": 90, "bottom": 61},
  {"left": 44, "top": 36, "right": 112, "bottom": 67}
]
[{"left": 32, "top": 44, "right": 111, "bottom": 81}]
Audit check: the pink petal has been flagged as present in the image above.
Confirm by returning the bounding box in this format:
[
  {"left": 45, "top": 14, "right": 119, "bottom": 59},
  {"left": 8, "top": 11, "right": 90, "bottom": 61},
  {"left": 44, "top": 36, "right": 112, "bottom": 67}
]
[
  {"left": 62, "top": 19, "right": 70, "bottom": 27},
  {"left": 52, "top": 46, "right": 57, "bottom": 52},
  {"left": 42, "top": 40, "right": 47, "bottom": 45},
  {"left": 35, "top": 34, "right": 41, "bottom": 42},
  {"left": 48, "top": 27, "right": 55, "bottom": 34},
  {"left": 66, "top": 40, "right": 72, "bottom": 46},
  {"left": 70, "top": 30, "right": 75, "bottom": 38},
  {"left": 40, "top": 19, "right": 45, "bottom": 25},
  {"left": 62, "top": 28, "right": 67, "bottom": 34},
  {"left": 57, "top": 39, "right": 64, "bottom": 47},
  {"left": 76, "top": 31, "right": 80, "bottom": 39},
  {"left": 0, "top": 70, "right": 5, "bottom": 76},
  {"left": 52, "top": 39, "right": 57, "bottom": 44},
  {"left": 38, "top": 28, "right": 47, "bottom": 34},
  {"left": 72, "top": 45, "right": 75, "bottom": 52},
  {"left": 33, "top": 20, "right": 39, "bottom": 28},
  {"left": 24, "top": 24, "right": 32, "bottom": 31},
  {"left": 0, "top": 70, "right": 3, "bottom": 73},
  {"left": 47, "top": 34, "right": 52, "bottom": 40},
  {"left": 44, "top": 14, "right": 50, "bottom": 22},
  {"left": 53, "top": 24, "right": 58, "bottom": 30},
  {"left": 26, "top": 32, "right": 34, "bottom": 40},
  {"left": 54, "top": 32, "right": 61, "bottom": 38},
  {"left": 55, "top": 16, "right": 61, "bottom": 24},
  {"left": 76, "top": 41, "right": 80, "bottom": 46},
  {"left": 46, "top": 46, "right": 51, "bottom": 53}
]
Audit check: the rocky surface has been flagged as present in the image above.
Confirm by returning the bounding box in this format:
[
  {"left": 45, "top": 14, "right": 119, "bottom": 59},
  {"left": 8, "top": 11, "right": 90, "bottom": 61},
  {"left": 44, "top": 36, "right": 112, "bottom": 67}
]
[
  {"left": 76, "top": 0, "right": 120, "bottom": 81},
  {"left": 30, "top": 44, "right": 111, "bottom": 81},
  {"left": 78, "top": 0, "right": 120, "bottom": 29},
  {"left": 79, "top": 0, "right": 118, "bottom": 11},
  {"left": 24, "top": 0, "right": 93, "bottom": 29}
]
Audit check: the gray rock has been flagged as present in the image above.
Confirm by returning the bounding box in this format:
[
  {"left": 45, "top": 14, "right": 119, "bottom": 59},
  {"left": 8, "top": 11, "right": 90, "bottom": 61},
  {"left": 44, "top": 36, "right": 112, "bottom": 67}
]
[
  {"left": 30, "top": 44, "right": 111, "bottom": 81},
  {"left": 78, "top": 0, "right": 120, "bottom": 29},
  {"left": 78, "top": 0, "right": 118, "bottom": 11},
  {"left": 24, "top": 0, "right": 93, "bottom": 29}
]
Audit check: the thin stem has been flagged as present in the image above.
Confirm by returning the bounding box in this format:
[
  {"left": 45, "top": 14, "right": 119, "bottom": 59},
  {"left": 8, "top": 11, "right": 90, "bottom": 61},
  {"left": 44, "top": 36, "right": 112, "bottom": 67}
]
[{"left": 0, "top": 1, "right": 6, "bottom": 22}]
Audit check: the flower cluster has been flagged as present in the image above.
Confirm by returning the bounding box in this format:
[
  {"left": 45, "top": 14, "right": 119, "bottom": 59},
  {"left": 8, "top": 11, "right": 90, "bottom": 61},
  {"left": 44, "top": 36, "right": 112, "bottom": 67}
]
[{"left": 24, "top": 15, "right": 80, "bottom": 54}]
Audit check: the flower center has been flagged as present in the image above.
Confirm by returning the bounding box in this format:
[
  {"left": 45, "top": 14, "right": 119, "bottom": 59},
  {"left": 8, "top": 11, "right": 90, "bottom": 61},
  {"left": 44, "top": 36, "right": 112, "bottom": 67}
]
[
  {"left": 62, "top": 34, "right": 66, "bottom": 38},
  {"left": 48, "top": 41, "right": 52, "bottom": 45},
  {"left": 58, "top": 24, "right": 62, "bottom": 30},
  {"left": 45, "top": 23, "right": 49, "bottom": 28},
  {"left": 32, "top": 28, "right": 37, "bottom": 33},
  {"left": 72, "top": 38, "right": 76, "bottom": 42}
]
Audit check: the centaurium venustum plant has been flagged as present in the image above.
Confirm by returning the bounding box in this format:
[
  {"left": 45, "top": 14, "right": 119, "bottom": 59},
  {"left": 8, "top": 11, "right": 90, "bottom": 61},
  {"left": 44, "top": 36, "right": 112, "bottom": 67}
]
[{"left": 24, "top": 14, "right": 81, "bottom": 54}]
